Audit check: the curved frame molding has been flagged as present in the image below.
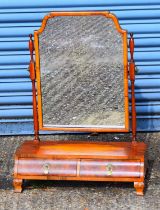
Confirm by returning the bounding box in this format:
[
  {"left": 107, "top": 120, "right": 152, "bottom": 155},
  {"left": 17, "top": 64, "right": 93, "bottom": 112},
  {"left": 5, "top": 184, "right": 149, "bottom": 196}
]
[{"left": 34, "top": 11, "right": 129, "bottom": 132}]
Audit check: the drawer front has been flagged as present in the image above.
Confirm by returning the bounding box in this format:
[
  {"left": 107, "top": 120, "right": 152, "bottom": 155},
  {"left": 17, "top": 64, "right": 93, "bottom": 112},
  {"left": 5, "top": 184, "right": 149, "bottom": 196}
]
[
  {"left": 80, "top": 160, "right": 140, "bottom": 177},
  {"left": 17, "top": 158, "right": 77, "bottom": 176}
]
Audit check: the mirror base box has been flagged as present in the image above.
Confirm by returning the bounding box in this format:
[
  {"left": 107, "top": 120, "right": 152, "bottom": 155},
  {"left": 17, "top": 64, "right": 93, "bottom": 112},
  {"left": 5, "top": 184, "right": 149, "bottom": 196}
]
[{"left": 13, "top": 140, "right": 147, "bottom": 195}]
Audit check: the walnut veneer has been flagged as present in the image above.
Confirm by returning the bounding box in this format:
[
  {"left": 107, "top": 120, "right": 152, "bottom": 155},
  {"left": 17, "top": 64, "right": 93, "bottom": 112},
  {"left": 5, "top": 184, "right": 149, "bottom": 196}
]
[{"left": 14, "top": 141, "right": 147, "bottom": 195}]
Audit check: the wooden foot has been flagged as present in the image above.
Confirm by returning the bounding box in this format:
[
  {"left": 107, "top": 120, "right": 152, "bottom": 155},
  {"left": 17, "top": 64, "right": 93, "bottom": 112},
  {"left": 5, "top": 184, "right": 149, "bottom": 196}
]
[
  {"left": 134, "top": 182, "right": 144, "bottom": 195},
  {"left": 13, "top": 179, "right": 23, "bottom": 193}
]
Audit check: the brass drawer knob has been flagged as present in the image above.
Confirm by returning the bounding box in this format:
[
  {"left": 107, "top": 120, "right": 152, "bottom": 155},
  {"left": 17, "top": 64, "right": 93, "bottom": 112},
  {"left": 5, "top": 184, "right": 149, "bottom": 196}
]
[
  {"left": 106, "top": 164, "right": 113, "bottom": 176},
  {"left": 43, "top": 163, "right": 50, "bottom": 175}
]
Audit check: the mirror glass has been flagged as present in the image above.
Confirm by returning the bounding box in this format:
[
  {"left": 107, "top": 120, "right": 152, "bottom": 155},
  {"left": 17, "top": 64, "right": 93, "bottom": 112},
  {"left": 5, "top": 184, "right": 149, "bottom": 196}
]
[{"left": 39, "top": 16, "right": 125, "bottom": 128}]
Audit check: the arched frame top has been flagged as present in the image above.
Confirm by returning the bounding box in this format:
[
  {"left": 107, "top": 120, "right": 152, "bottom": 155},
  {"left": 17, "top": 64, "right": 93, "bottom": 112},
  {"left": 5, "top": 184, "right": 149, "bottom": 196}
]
[
  {"left": 36, "top": 11, "right": 126, "bottom": 35},
  {"left": 34, "top": 11, "right": 129, "bottom": 133}
]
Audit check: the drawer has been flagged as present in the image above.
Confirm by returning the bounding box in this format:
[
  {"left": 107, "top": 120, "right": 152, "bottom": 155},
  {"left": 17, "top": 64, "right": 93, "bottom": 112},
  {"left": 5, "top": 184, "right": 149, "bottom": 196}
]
[
  {"left": 17, "top": 158, "right": 77, "bottom": 176},
  {"left": 80, "top": 160, "right": 140, "bottom": 177}
]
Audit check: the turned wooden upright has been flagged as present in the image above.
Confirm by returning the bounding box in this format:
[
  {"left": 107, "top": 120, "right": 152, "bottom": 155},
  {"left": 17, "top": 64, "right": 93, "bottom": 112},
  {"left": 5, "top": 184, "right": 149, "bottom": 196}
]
[
  {"left": 129, "top": 33, "right": 136, "bottom": 142},
  {"left": 29, "top": 34, "right": 39, "bottom": 142}
]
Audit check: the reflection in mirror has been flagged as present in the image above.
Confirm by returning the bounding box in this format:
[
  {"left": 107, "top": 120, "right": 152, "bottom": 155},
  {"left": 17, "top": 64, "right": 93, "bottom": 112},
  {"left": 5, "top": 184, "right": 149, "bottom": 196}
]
[{"left": 39, "top": 16, "right": 125, "bottom": 128}]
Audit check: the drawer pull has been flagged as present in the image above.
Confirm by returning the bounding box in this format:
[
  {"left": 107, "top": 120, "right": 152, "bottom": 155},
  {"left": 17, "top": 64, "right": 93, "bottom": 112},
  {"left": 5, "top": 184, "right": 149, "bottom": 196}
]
[
  {"left": 106, "top": 164, "right": 113, "bottom": 176},
  {"left": 43, "top": 163, "right": 50, "bottom": 175}
]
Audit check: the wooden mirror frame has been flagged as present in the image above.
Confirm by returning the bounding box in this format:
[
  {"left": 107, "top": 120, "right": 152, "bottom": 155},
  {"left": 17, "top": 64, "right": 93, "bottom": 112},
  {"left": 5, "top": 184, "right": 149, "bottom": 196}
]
[{"left": 33, "top": 11, "right": 129, "bottom": 133}]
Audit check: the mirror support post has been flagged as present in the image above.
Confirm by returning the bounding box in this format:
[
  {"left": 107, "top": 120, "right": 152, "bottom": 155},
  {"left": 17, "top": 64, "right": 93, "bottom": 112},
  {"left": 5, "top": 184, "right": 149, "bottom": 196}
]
[
  {"left": 29, "top": 34, "right": 40, "bottom": 142},
  {"left": 129, "top": 33, "right": 136, "bottom": 142}
]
